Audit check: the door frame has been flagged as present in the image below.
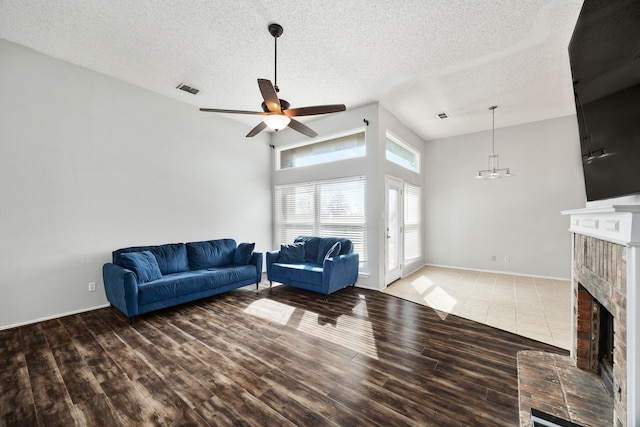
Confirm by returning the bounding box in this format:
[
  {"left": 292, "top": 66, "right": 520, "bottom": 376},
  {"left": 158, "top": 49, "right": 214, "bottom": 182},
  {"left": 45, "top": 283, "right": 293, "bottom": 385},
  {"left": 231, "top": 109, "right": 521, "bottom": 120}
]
[{"left": 384, "top": 175, "right": 403, "bottom": 286}]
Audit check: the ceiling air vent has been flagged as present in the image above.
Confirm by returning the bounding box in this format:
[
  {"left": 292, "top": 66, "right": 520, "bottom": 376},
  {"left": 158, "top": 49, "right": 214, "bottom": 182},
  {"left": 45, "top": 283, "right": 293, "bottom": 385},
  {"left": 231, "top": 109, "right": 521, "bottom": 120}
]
[
  {"left": 437, "top": 112, "right": 448, "bottom": 119},
  {"left": 176, "top": 83, "right": 199, "bottom": 95}
]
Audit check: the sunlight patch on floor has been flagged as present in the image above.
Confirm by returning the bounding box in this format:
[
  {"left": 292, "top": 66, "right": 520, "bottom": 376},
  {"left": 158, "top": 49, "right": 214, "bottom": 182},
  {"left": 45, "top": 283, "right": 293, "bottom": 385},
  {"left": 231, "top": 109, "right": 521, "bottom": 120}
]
[
  {"left": 408, "top": 274, "right": 457, "bottom": 320},
  {"left": 424, "top": 286, "right": 457, "bottom": 320},
  {"left": 410, "top": 275, "right": 433, "bottom": 293},
  {"left": 296, "top": 311, "right": 379, "bottom": 360},
  {"left": 243, "top": 298, "right": 295, "bottom": 325}
]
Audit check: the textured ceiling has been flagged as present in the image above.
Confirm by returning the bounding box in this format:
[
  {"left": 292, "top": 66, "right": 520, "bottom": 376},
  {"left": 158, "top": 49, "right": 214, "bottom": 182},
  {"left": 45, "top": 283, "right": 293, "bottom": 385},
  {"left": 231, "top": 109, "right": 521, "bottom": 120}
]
[{"left": 0, "top": 0, "right": 584, "bottom": 140}]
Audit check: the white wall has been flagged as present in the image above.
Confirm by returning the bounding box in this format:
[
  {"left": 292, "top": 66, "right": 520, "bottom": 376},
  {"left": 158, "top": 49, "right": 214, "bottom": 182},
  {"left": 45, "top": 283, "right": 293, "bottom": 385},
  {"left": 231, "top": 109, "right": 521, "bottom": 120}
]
[
  {"left": 0, "top": 39, "right": 272, "bottom": 329},
  {"left": 424, "top": 115, "right": 586, "bottom": 279}
]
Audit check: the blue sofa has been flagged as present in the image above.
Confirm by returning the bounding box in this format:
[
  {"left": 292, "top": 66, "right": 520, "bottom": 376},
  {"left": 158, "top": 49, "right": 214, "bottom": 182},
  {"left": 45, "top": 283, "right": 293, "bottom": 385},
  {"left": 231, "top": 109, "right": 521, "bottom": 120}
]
[
  {"left": 103, "top": 238, "right": 262, "bottom": 319},
  {"left": 266, "top": 236, "right": 359, "bottom": 295}
]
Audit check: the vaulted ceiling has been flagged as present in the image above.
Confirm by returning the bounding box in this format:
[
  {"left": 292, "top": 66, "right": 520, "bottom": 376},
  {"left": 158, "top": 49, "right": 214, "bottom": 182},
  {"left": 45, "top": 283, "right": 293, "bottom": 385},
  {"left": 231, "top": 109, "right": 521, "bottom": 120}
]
[{"left": 0, "top": 0, "right": 584, "bottom": 140}]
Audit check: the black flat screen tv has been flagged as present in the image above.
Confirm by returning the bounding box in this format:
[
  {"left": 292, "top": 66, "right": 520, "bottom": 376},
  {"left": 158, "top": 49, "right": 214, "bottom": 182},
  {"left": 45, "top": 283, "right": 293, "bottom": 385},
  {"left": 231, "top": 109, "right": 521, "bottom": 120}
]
[{"left": 569, "top": 0, "right": 640, "bottom": 202}]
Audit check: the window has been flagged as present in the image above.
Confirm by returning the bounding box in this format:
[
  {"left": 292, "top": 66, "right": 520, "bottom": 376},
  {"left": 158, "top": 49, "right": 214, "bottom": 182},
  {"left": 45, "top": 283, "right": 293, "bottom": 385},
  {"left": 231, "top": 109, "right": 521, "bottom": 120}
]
[
  {"left": 275, "top": 176, "right": 367, "bottom": 272},
  {"left": 278, "top": 131, "right": 365, "bottom": 170},
  {"left": 403, "top": 182, "right": 422, "bottom": 263},
  {"left": 386, "top": 133, "right": 420, "bottom": 173}
]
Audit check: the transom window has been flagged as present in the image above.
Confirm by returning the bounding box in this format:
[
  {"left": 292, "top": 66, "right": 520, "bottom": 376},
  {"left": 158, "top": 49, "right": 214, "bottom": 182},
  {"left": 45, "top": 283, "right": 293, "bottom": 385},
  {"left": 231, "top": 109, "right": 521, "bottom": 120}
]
[
  {"left": 386, "top": 132, "right": 420, "bottom": 173},
  {"left": 278, "top": 131, "right": 365, "bottom": 170}
]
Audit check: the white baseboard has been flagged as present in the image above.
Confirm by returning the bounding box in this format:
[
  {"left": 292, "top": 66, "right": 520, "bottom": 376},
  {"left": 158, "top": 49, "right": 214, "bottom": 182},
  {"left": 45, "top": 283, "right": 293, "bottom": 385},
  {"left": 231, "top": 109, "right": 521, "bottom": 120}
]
[
  {"left": 0, "top": 303, "right": 111, "bottom": 331},
  {"left": 423, "top": 263, "right": 570, "bottom": 282}
]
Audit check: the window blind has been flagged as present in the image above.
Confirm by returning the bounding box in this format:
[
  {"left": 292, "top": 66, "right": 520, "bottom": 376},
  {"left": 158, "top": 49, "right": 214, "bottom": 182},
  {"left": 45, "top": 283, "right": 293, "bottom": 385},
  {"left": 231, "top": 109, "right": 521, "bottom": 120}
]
[
  {"left": 403, "top": 182, "right": 422, "bottom": 262},
  {"left": 275, "top": 176, "right": 367, "bottom": 271}
]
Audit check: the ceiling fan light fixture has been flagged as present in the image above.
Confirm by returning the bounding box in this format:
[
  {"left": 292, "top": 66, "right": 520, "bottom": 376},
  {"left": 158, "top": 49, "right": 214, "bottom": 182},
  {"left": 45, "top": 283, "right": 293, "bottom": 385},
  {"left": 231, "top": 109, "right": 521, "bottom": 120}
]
[{"left": 263, "top": 113, "right": 291, "bottom": 131}]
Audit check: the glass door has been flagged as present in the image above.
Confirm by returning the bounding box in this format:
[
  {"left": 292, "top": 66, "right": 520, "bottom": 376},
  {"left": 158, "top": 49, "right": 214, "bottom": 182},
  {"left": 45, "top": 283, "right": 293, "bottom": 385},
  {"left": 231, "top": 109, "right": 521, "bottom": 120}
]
[{"left": 385, "top": 176, "right": 403, "bottom": 285}]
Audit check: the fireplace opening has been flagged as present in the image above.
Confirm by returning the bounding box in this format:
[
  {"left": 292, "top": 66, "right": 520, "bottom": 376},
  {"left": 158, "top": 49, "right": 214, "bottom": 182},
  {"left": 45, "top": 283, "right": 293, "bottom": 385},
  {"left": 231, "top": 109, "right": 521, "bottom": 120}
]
[{"left": 598, "top": 302, "right": 614, "bottom": 396}]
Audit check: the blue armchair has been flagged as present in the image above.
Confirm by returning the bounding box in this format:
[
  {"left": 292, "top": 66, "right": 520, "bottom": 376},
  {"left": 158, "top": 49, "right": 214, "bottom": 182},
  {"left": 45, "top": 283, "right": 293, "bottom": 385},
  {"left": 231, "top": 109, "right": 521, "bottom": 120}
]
[{"left": 266, "top": 236, "right": 359, "bottom": 295}]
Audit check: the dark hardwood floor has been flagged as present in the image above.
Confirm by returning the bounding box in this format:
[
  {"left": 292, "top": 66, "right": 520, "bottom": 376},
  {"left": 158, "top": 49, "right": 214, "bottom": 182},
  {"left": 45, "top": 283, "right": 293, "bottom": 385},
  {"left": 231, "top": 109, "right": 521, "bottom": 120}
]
[{"left": 0, "top": 282, "right": 566, "bottom": 426}]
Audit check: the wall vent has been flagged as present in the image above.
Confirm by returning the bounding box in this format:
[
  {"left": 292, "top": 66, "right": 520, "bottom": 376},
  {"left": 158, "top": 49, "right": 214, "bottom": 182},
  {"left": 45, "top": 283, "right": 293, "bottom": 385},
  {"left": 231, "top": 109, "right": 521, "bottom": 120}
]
[
  {"left": 437, "top": 112, "right": 448, "bottom": 119},
  {"left": 176, "top": 84, "right": 199, "bottom": 95}
]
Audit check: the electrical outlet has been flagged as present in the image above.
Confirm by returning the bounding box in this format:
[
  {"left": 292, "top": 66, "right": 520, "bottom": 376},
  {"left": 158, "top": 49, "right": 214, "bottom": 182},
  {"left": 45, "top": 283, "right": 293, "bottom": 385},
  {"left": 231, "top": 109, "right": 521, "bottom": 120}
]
[
  {"left": 491, "top": 255, "right": 496, "bottom": 262},
  {"left": 88, "top": 282, "right": 96, "bottom": 292},
  {"left": 505, "top": 256, "right": 510, "bottom": 263}
]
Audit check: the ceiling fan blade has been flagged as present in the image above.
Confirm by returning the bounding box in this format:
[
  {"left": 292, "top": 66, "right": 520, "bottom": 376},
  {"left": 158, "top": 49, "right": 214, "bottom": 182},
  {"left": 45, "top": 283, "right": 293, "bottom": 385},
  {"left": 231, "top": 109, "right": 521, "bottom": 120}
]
[
  {"left": 284, "top": 104, "right": 346, "bottom": 117},
  {"left": 200, "top": 108, "right": 266, "bottom": 115},
  {"left": 258, "top": 79, "right": 282, "bottom": 112},
  {"left": 246, "top": 121, "right": 267, "bottom": 138},
  {"left": 287, "top": 118, "right": 318, "bottom": 138}
]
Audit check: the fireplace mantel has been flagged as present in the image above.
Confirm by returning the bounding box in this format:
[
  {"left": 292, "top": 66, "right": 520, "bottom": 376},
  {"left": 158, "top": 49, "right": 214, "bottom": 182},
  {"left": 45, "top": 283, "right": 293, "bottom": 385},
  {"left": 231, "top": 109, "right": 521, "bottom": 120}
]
[
  {"left": 562, "top": 205, "right": 640, "bottom": 246},
  {"left": 562, "top": 205, "right": 640, "bottom": 426}
]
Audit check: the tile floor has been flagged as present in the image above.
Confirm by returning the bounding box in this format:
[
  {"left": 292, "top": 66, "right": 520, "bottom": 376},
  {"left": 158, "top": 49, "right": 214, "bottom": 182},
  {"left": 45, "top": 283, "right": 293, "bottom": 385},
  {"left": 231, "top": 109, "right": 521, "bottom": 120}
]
[{"left": 382, "top": 265, "right": 572, "bottom": 349}]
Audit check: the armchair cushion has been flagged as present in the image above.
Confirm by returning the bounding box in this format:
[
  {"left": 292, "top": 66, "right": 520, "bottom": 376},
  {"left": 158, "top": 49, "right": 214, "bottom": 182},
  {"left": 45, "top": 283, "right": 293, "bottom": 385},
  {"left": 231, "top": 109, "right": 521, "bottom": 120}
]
[
  {"left": 316, "top": 237, "right": 353, "bottom": 264},
  {"left": 293, "top": 236, "right": 320, "bottom": 263},
  {"left": 324, "top": 241, "right": 341, "bottom": 261},
  {"left": 279, "top": 242, "right": 306, "bottom": 263},
  {"left": 119, "top": 251, "right": 162, "bottom": 284}
]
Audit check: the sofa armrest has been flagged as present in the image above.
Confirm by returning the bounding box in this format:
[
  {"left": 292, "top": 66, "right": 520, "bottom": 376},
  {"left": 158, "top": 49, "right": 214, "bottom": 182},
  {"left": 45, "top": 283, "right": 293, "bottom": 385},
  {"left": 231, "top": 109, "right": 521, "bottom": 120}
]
[
  {"left": 323, "top": 252, "right": 360, "bottom": 294},
  {"left": 266, "top": 251, "right": 281, "bottom": 280},
  {"left": 102, "top": 263, "right": 139, "bottom": 317},
  {"left": 249, "top": 251, "right": 263, "bottom": 284}
]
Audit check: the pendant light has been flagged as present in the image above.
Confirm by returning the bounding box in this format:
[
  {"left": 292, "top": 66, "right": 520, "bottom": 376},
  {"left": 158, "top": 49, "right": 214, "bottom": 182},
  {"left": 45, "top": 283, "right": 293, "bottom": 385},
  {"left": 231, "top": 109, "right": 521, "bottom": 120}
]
[{"left": 475, "top": 106, "right": 513, "bottom": 179}]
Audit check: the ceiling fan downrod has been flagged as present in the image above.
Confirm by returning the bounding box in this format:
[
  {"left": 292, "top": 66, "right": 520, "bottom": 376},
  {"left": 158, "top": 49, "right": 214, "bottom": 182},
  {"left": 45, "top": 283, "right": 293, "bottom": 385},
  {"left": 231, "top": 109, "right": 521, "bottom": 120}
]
[{"left": 268, "top": 23, "right": 283, "bottom": 93}]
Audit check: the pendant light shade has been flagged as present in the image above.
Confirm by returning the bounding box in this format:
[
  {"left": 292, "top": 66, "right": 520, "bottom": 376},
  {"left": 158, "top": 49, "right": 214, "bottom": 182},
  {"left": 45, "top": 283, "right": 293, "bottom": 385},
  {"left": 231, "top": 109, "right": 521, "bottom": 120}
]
[{"left": 475, "top": 106, "right": 513, "bottom": 179}]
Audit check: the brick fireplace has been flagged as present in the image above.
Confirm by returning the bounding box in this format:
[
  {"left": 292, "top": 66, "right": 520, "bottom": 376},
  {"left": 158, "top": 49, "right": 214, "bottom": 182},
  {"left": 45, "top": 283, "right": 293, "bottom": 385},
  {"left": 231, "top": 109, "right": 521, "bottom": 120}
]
[
  {"left": 563, "top": 205, "right": 640, "bottom": 427},
  {"left": 573, "top": 233, "right": 626, "bottom": 424}
]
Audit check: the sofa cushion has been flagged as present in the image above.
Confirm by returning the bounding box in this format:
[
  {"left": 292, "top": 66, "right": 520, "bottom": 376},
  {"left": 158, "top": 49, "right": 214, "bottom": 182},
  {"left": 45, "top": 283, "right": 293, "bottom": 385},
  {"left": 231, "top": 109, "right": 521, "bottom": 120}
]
[
  {"left": 234, "top": 242, "right": 255, "bottom": 265},
  {"left": 294, "top": 236, "right": 320, "bottom": 263},
  {"left": 271, "top": 263, "right": 323, "bottom": 286},
  {"left": 186, "top": 239, "right": 236, "bottom": 270},
  {"left": 317, "top": 238, "right": 353, "bottom": 264},
  {"left": 138, "top": 266, "right": 255, "bottom": 306},
  {"left": 324, "top": 241, "right": 341, "bottom": 261},
  {"left": 149, "top": 243, "right": 189, "bottom": 275},
  {"left": 119, "top": 251, "right": 162, "bottom": 284},
  {"left": 279, "top": 243, "right": 306, "bottom": 263},
  {"left": 113, "top": 243, "right": 189, "bottom": 275}
]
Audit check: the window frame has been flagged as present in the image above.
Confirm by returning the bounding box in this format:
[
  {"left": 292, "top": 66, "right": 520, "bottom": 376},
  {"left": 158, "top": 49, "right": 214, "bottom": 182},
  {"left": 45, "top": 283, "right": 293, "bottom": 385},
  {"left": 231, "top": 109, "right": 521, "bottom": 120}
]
[
  {"left": 276, "top": 127, "right": 366, "bottom": 171},
  {"left": 385, "top": 132, "right": 421, "bottom": 173}
]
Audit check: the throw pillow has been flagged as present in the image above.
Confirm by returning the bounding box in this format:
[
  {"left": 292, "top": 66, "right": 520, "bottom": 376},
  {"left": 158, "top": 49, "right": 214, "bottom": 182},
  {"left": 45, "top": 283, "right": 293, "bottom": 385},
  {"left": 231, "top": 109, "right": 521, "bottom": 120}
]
[
  {"left": 234, "top": 242, "right": 255, "bottom": 265},
  {"left": 324, "top": 241, "right": 342, "bottom": 261},
  {"left": 279, "top": 242, "right": 305, "bottom": 263},
  {"left": 119, "top": 251, "right": 162, "bottom": 284}
]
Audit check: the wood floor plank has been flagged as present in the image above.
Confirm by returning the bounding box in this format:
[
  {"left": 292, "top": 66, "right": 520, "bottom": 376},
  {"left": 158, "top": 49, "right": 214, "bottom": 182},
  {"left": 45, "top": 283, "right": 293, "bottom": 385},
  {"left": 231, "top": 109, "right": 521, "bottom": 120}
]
[
  {"left": 51, "top": 343, "right": 102, "bottom": 404},
  {"left": 133, "top": 370, "right": 208, "bottom": 426},
  {"left": 133, "top": 344, "right": 214, "bottom": 407},
  {"left": 2, "top": 284, "right": 567, "bottom": 426},
  {"left": 73, "top": 394, "right": 122, "bottom": 427},
  {"left": 71, "top": 335, "right": 124, "bottom": 384},
  {"left": 195, "top": 395, "right": 253, "bottom": 427},
  {"left": 0, "top": 364, "right": 33, "bottom": 419},
  {"left": 95, "top": 331, "right": 152, "bottom": 381}
]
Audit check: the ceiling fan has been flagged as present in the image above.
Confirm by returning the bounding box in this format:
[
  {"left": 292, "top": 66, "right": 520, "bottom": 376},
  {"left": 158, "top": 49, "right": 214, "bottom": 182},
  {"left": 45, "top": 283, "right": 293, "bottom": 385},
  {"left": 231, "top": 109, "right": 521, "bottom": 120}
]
[{"left": 200, "top": 23, "right": 346, "bottom": 138}]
